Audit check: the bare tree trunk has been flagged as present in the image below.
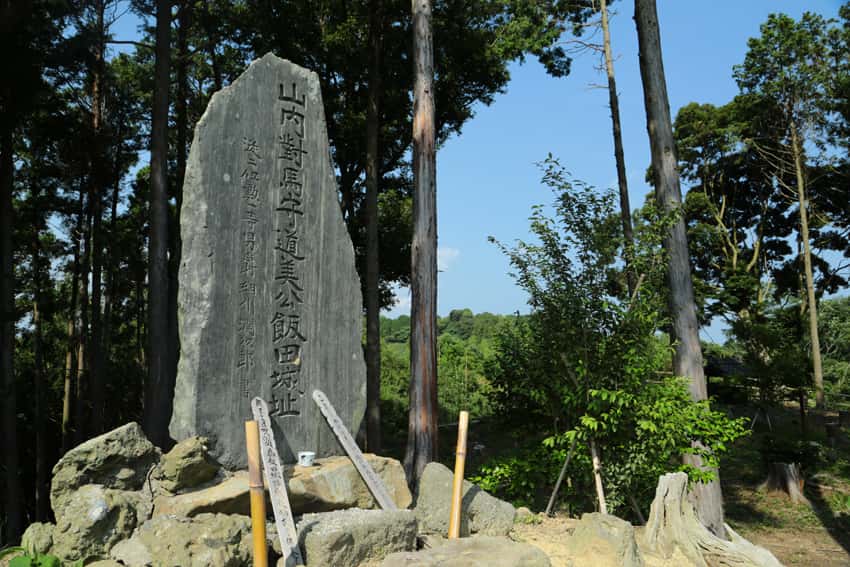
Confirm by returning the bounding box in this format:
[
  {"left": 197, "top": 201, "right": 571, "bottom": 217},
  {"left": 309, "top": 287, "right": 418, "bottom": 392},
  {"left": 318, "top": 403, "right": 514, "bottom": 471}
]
[
  {"left": 405, "top": 0, "right": 439, "bottom": 489},
  {"left": 145, "top": 0, "right": 172, "bottom": 448},
  {"left": 89, "top": 3, "right": 106, "bottom": 434},
  {"left": 32, "top": 297, "right": 49, "bottom": 521},
  {"left": 600, "top": 0, "right": 634, "bottom": 294},
  {"left": 589, "top": 438, "right": 608, "bottom": 514},
  {"left": 74, "top": 192, "right": 91, "bottom": 446},
  {"left": 790, "top": 122, "right": 824, "bottom": 410},
  {"left": 62, "top": 196, "right": 82, "bottom": 452},
  {"left": 634, "top": 0, "right": 726, "bottom": 538},
  {"left": 0, "top": 107, "right": 22, "bottom": 543},
  {"left": 166, "top": 0, "right": 191, "bottom": 435},
  {"left": 365, "top": 0, "right": 383, "bottom": 454}
]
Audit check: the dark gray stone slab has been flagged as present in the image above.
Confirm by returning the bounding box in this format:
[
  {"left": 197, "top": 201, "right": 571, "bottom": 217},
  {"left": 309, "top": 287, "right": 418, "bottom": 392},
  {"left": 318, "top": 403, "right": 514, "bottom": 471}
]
[{"left": 170, "top": 53, "right": 366, "bottom": 469}]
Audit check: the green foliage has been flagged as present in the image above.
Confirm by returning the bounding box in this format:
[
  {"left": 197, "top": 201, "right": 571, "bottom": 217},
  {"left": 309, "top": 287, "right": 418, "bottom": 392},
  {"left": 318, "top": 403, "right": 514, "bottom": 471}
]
[
  {"left": 484, "top": 157, "right": 748, "bottom": 515},
  {"left": 0, "top": 548, "right": 65, "bottom": 567}
]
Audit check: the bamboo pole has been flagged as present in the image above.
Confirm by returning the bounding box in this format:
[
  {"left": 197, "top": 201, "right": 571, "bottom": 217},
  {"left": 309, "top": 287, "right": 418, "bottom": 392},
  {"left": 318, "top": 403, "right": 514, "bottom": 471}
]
[
  {"left": 246, "top": 420, "right": 268, "bottom": 567},
  {"left": 544, "top": 435, "right": 577, "bottom": 516},
  {"left": 448, "top": 410, "right": 469, "bottom": 539}
]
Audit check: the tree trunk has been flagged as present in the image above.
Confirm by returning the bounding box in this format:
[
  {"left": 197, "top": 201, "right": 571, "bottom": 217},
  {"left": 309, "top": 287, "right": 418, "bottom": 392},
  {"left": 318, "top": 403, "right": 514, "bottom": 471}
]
[
  {"left": 74, "top": 190, "right": 92, "bottom": 445},
  {"left": 634, "top": 0, "right": 726, "bottom": 538},
  {"left": 760, "top": 462, "right": 808, "bottom": 504},
  {"left": 0, "top": 104, "right": 22, "bottom": 543},
  {"left": 62, "top": 196, "right": 82, "bottom": 452},
  {"left": 589, "top": 438, "right": 608, "bottom": 514},
  {"left": 145, "top": 0, "right": 172, "bottom": 448},
  {"left": 790, "top": 122, "right": 824, "bottom": 410},
  {"left": 405, "top": 0, "right": 439, "bottom": 489},
  {"left": 365, "top": 0, "right": 383, "bottom": 454},
  {"left": 89, "top": 5, "right": 106, "bottom": 434},
  {"left": 645, "top": 472, "right": 782, "bottom": 566},
  {"left": 166, "top": 0, "right": 191, "bottom": 437},
  {"left": 600, "top": 0, "right": 634, "bottom": 295}
]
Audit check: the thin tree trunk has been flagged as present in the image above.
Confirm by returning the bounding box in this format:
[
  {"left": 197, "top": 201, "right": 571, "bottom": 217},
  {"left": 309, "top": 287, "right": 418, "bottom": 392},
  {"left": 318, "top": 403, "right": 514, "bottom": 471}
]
[
  {"left": 74, "top": 191, "right": 92, "bottom": 445},
  {"left": 32, "top": 296, "right": 49, "bottom": 521},
  {"left": 145, "top": 0, "right": 172, "bottom": 448},
  {"left": 62, "top": 195, "right": 83, "bottom": 452},
  {"left": 405, "top": 0, "right": 439, "bottom": 489},
  {"left": 365, "top": 0, "right": 383, "bottom": 454},
  {"left": 790, "top": 122, "right": 824, "bottom": 410},
  {"left": 599, "top": 0, "right": 635, "bottom": 294},
  {"left": 101, "top": 168, "right": 121, "bottom": 403},
  {"left": 0, "top": 105, "right": 22, "bottom": 543},
  {"left": 634, "top": 0, "right": 726, "bottom": 538},
  {"left": 166, "top": 0, "right": 191, "bottom": 432},
  {"left": 589, "top": 438, "right": 608, "bottom": 514},
  {"left": 89, "top": 6, "right": 106, "bottom": 433}
]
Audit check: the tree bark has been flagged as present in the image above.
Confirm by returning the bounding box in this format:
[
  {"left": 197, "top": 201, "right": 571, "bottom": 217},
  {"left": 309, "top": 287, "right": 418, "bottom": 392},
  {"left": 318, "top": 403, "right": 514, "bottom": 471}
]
[
  {"left": 74, "top": 189, "right": 91, "bottom": 446},
  {"left": 589, "top": 438, "right": 608, "bottom": 514},
  {"left": 365, "top": 0, "right": 383, "bottom": 454},
  {"left": 790, "top": 121, "right": 824, "bottom": 410},
  {"left": 634, "top": 0, "right": 726, "bottom": 538},
  {"left": 89, "top": 1, "right": 106, "bottom": 434},
  {"left": 62, "top": 195, "right": 82, "bottom": 452},
  {"left": 405, "top": 0, "right": 439, "bottom": 489},
  {"left": 600, "top": 0, "right": 634, "bottom": 295},
  {"left": 145, "top": 0, "right": 172, "bottom": 448},
  {"left": 0, "top": 100, "right": 22, "bottom": 543}
]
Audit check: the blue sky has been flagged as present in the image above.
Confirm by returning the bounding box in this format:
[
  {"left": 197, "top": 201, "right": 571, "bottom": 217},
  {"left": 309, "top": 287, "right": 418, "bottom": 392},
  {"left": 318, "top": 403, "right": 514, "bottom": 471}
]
[
  {"left": 111, "top": 2, "right": 845, "bottom": 340},
  {"left": 386, "top": 0, "right": 845, "bottom": 343}
]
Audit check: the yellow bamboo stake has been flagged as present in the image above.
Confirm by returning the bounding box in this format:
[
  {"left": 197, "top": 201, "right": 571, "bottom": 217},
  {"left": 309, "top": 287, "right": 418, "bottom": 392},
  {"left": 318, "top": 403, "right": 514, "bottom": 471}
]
[
  {"left": 448, "top": 410, "right": 469, "bottom": 539},
  {"left": 246, "top": 420, "right": 268, "bottom": 567}
]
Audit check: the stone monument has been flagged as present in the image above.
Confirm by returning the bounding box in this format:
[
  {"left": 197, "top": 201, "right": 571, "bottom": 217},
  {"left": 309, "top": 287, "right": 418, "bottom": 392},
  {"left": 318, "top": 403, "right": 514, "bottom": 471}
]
[{"left": 170, "top": 53, "right": 367, "bottom": 468}]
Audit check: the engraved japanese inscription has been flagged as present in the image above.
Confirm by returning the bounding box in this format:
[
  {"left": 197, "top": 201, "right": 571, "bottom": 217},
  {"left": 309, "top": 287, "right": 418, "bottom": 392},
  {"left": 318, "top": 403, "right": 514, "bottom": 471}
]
[{"left": 170, "top": 54, "right": 367, "bottom": 469}]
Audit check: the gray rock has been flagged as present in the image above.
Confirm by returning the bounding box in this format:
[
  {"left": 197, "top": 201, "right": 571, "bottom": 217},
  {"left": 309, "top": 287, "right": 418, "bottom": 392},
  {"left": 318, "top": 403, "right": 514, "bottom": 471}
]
[
  {"left": 51, "top": 485, "right": 149, "bottom": 563},
  {"left": 170, "top": 52, "right": 367, "bottom": 469},
  {"left": 156, "top": 436, "right": 219, "bottom": 492},
  {"left": 289, "top": 454, "right": 412, "bottom": 513},
  {"left": 87, "top": 561, "right": 124, "bottom": 567},
  {"left": 110, "top": 513, "right": 252, "bottom": 567},
  {"left": 21, "top": 522, "right": 54, "bottom": 555},
  {"left": 153, "top": 471, "right": 256, "bottom": 517},
  {"left": 564, "top": 513, "right": 643, "bottom": 567},
  {"left": 50, "top": 422, "right": 159, "bottom": 513},
  {"left": 381, "top": 536, "right": 551, "bottom": 567},
  {"left": 415, "top": 462, "right": 516, "bottom": 537},
  {"left": 297, "top": 508, "right": 417, "bottom": 567}
]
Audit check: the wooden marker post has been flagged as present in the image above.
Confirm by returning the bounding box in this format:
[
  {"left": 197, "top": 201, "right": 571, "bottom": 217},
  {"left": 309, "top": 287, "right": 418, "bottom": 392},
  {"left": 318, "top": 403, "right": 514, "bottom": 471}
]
[
  {"left": 448, "top": 411, "right": 469, "bottom": 539},
  {"left": 245, "top": 420, "right": 268, "bottom": 567}
]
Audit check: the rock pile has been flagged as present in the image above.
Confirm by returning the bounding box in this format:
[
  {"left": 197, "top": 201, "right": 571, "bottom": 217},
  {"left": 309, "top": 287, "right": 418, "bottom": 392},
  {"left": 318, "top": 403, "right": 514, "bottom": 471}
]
[{"left": 22, "top": 422, "right": 525, "bottom": 566}]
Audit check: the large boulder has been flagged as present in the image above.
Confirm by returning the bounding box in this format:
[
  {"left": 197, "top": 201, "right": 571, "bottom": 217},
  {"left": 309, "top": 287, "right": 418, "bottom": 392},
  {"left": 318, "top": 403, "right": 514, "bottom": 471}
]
[
  {"left": 381, "top": 536, "right": 551, "bottom": 567},
  {"left": 110, "top": 513, "right": 252, "bottom": 567},
  {"left": 564, "top": 513, "right": 643, "bottom": 567},
  {"left": 415, "top": 462, "right": 515, "bottom": 537},
  {"left": 153, "top": 471, "right": 254, "bottom": 517},
  {"left": 51, "top": 485, "right": 149, "bottom": 563},
  {"left": 296, "top": 508, "right": 417, "bottom": 567},
  {"left": 155, "top": 436, "right": 220, "bottom": 493},
  {"left": 289, "top": 454, "right": 412, "bottom": 512},
  {"left": 51, "top": 422, "right": 159, "bottom": 513},
  {"left": 21, "top": 522, "right": 54, "bottom": 555}
]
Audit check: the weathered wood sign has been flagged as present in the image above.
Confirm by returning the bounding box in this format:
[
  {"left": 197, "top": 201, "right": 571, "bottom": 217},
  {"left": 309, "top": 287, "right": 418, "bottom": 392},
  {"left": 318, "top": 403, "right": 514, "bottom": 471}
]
[
  {"left": 251, "top": 397, "right": 303, "bottom": 566},
  {"left": 312, "top": 389, "right": 397, "bottom": 510}
]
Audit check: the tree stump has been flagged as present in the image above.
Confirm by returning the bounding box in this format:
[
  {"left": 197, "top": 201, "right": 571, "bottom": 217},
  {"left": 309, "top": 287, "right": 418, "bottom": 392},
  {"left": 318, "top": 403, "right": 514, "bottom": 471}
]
[
  {"left": 644, "top": 472, "right": 782, "bottom": 567},
  {"left": 760, "top": 462, "right": 808, "bottom": 504}
]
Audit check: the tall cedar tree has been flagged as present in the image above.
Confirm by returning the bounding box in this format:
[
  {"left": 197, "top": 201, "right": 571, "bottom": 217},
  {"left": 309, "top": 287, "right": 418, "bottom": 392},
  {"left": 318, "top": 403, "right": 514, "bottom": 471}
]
[
  {"left": 145, "top": 0, "right": 172, "bottom": 448},
  {"left": 407, "top": 0, "right": 439, "bottom": 487},
  {"left": 366, "top": 0, "right": 384, "bottom": 453},
  {"left": 634, "top": 0, "right": 726, "bottom": 537}
]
